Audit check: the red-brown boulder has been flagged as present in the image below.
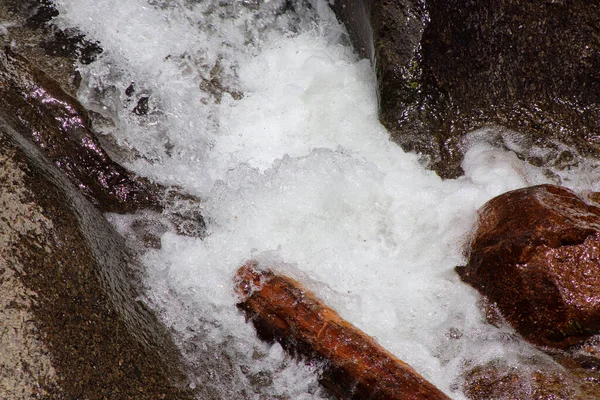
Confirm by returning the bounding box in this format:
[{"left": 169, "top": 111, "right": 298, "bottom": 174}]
[
  {"left": 461, "top": 357, "right": 600, "bottom": 400},
  {"left": 457, "top": 184, "right": 600, "bottom": 348}
]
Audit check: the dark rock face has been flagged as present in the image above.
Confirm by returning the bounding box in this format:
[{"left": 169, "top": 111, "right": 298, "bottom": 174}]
[
  {"left": 332, "top": 0, "right": 600, "bottom": 178},
  {"left": 0, "top": 0, "right": 100, "bottom": 95},
  {"left": 0, "top": 118, "right": 194, "bottom": 399},
  {"left": 457, "top": 184, "right": 600, "bottom": 349},
  {"left": 0, "top": 2, "right": 206, "bottom": 238},
  {"left": 0, "top": 47, "right": 164, "bottom": 214},
  {"left": 0, "top": 4, "right": 207, "bottom": 397}
]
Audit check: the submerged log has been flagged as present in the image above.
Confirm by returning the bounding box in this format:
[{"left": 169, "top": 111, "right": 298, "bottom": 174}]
[{"left": 234, "top": 262, "right": 450, "bottom": 400}]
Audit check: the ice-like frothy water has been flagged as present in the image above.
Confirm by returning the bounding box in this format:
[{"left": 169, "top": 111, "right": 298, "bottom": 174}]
[{"left": 52, "top": 0, "right": 600, "bottom": 398}]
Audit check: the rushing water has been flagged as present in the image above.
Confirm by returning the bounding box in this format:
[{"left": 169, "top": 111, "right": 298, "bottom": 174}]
[{"left": 52, "top": 0, "right": 600, "bottom": 398}]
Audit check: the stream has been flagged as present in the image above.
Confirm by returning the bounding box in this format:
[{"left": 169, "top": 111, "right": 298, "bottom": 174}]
[{"left": 51, "top": 0, "right": 600, "bottom": 397}]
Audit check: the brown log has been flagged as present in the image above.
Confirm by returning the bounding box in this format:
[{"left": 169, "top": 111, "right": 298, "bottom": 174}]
[{"left": 234, "top": 262, "right": 451, "bottom": 400}]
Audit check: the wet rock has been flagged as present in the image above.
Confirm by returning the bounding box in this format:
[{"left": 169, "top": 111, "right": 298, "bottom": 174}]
[
  {"left": 331, "top": 0, "right": 600, "bottom": 178},
  {"left": 106, "top": 204, "right": 207, "bottom": 252},
  {"left": 0, "top": 47, "right": 167, "bottom": 214},
  {"left": 0, "top": 2, "right": 206, "bottom": 238},
  {"left": 23, "top": 0, "right": 103, "bottom": 65},
  {"left": 198, "top": 60, "right": 243, "bottom": 104},
  {"left": 331, "top": 0, "right": 451, "bottom": 171},
  {"left": 462, "top": 358, "right": 600, "bottom": 400},
  {"left": 0, "top": 0, "right": 99, "bottom": 95},
  {"left": 457, "top": 184, "right": 600, "bottom": 349},
  {"left": 40, "top": 27, "right": 103, "bottom": 66},
  {"left": 133, "top": 95, "right": 151, "bottom": 115},
  {"left": 0, "top": 116, "right": 194, "bottom": 399},
  {"left": 462, "top": 361, "right": 570, "bottom": 400}
]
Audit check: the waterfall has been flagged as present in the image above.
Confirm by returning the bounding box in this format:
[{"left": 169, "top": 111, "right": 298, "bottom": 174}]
[{"left": 51, "top": 0, "right": 596, "bottom": 397}]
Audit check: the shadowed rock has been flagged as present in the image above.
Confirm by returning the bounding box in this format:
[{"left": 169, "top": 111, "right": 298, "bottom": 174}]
[
  {"left": 457, "top": 184, "right": 600, "bottom": 349},
  {"left": 0, "top": 116, "right": 194, "bottom": 399},
  {"left": 0, "top": 2, "right": 206, "bottom": 238},
  {"left": 331, "top": 0, "right": 600, "bottom": 178},
  {"left": 0, "top": 0, "right": 101, "bottom": 96}
]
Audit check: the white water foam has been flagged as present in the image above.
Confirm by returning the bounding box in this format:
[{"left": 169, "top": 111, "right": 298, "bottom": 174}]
[{"left": 52, "top": 0, "right": 600, "bottom": 398}]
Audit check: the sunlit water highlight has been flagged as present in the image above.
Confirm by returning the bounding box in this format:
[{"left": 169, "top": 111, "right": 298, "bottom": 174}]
[{"left": 53, "top": 0, "right": 600, "bottom": 397}]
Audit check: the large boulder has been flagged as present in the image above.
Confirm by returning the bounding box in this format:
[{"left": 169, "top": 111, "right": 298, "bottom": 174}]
[
  {"left": 457, "top": 184, "right": 600, "bottom": 349},
  {"left": 0, "top": 117, "right": 194, "bottom": 398},
  {"left": 331, "top": 0, "right": 600, "bottom": 178}
]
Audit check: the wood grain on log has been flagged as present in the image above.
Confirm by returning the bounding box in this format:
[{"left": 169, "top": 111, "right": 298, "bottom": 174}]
[{"left": 234, "top": 262, "right": 450, "bottom": 400}]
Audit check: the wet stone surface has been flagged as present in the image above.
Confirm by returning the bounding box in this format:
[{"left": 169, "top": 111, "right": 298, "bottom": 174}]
[
  {"left": 458, "top": 184, "right": 600, "bottom": 349},
  {"left": 0, "top": 2, "right": 206, "bottom": 397},
  {"left": 0, "top": 47, "right": 168, "bottom": 214},
  {"left": 0, "top": 1, "right": 208, "bottom": 235},
  {"left": 0, "top": 0, "right": 102, "bottom": 95},
  {"left": 457, "top": 184, "right": 600, "bottom": 398},
  {"left": 0, "top": 118, "right": 194, "bottom": 399},
  {"left": 332, "top": 0, "right": 600, "bottom": 178},
  {"left": 462, "top": 357, "right": 600, "bottom": 400}
]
